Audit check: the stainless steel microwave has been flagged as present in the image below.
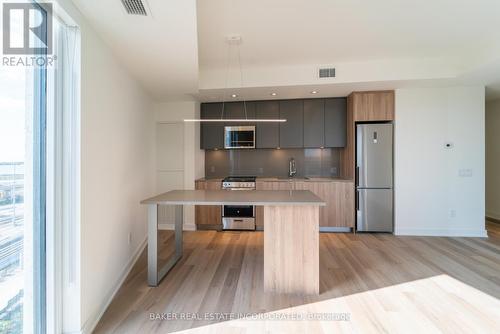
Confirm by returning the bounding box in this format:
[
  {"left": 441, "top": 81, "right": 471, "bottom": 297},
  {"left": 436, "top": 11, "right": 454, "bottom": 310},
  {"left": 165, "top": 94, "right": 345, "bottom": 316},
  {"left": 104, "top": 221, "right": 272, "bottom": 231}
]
[{"left": 224, "top": 126, "right": 255, "bottom": 149}]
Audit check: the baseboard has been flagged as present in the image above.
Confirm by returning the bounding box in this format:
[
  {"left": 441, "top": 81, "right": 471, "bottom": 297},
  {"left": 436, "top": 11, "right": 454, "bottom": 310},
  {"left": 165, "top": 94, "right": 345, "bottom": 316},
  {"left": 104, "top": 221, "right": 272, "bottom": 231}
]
[
  {"left": 81, "top": 236, "right": 148, "bottom": 334},
  {"left": 158, "top": 222, "right": 196, "bottom": 231},
  {"left": 320, "top": 227, "right": 353, "bottom": 233},
  {"left": 486, "top": 211, "right": 500, "bottom": 220},
  {"left": 486, "top": 216, "right": 500, "bottom": 224},
  {"left": 196, "top": 224, "right": 222, "bottom": 231},
  {"left": 395, "top": 228, "right": 488, "bottom": 237}
]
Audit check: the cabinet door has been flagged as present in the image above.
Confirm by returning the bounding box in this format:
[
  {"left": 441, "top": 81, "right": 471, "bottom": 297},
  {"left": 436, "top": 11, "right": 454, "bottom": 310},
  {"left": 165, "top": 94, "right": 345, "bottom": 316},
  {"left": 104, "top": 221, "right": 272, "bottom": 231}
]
[
  {"left": 223, "top": 101, "right": 256, "bottom": 120},
  {"left": 303, "top": 99, "right": 325, "bottom": 148},
  {"left": 255, "top": 181, "right": 294, "bottom": 229},
  {"left": 255, "top": 101, "right": 280, "bottom": 148},
  {"left": 324, "top": 98, "right": 347, "bottom": 147},
  {"left": 195, "top": 181, "right": 222, "bottom": 229},
  {"left": 296, "top": 181, "right": 354, "bottom": 228},
  {"left": 352, "top": 91, "right": 394, "bottom": 121},
  {"left": 200, "top": 103, "right": 224, "bottom": 149},
  {"left": 332, "top": 182, "right": 354, "bottom": 228},
  {"left": 279, "top": 100, "right": 303, "bottom": 148}
]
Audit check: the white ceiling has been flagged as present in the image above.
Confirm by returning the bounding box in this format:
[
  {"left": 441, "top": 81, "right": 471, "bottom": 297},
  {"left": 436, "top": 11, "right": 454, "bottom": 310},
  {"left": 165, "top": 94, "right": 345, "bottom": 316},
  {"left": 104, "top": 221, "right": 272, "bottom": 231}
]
[
  {"left": 197, "top": 0, "right": 500, "bottom": 68},
  {"left": 72, "top": 0, "right": 500, "bottom": 101},
  {"left": 72, "top": 0, "right": 199, "bottom": 100}
]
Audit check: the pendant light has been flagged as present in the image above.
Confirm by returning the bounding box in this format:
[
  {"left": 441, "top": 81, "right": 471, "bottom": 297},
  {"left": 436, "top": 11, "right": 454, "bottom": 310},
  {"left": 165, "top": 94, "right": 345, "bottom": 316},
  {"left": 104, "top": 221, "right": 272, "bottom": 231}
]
[{"left": 184, "top": 36, "right": 286, "bottom": 123}]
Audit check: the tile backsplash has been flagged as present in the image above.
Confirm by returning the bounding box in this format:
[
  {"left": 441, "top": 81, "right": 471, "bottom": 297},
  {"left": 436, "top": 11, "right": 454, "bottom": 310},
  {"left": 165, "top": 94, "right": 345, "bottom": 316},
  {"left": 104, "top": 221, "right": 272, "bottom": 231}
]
[{"left": 205, "top": 148, "right": 340, "bottom": 178}]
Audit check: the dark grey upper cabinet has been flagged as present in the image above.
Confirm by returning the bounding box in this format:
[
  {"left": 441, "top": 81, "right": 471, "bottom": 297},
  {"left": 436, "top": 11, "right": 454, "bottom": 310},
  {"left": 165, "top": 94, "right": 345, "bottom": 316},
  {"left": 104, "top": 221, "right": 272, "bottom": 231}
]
[
  {"left": 303, "top": 99, "right": 325, "bottom": 148},
  {"left": 255, "top": 101, "right": 280, "bottom": 148},
  {"left": 324, "top": 98, "right": 347, "bottom": 147},
  {"left": 279, "top": 100, "right": 303, "bottom": 148},
  {"left": 223, "top": 102, "right": 256, "bottom": 120},
  {"left": 200, "top": 97, "right": 346, "bottom": 150},
  {"left": 200, "top": 103, "right": 224, "bottom": 149}
]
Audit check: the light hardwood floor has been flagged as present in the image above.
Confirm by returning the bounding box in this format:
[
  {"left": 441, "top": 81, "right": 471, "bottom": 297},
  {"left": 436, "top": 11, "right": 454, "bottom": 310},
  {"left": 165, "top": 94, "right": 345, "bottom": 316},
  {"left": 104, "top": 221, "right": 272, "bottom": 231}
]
[{"left": 94, "top": 222, "right": 500, "bottom": 333}]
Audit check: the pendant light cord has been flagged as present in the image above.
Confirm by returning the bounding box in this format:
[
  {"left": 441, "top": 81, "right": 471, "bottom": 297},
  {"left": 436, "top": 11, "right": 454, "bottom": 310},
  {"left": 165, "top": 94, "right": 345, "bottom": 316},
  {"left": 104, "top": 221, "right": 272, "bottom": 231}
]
[
  {"left": 221, "top": 44, "right": 232, "bottom": 120},
  {"left": 221, "top": 40, "right": 247, "bottom": 120},
  {"left": 237, "top": 43, "right": 248, "bottom": 120}
]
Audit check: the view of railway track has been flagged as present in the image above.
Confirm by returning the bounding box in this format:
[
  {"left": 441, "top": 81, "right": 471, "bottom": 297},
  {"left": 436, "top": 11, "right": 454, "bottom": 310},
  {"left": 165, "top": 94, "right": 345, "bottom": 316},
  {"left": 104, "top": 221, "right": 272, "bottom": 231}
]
[{"left": 0, "top": 163, "right": 24, "bottom": 333}]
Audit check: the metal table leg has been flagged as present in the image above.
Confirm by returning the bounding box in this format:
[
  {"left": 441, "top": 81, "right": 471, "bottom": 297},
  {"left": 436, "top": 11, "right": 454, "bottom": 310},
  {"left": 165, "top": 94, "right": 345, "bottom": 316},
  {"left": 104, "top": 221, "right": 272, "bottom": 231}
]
[{"left": 147, "top": 204, "right": 183, "bottom": 287}]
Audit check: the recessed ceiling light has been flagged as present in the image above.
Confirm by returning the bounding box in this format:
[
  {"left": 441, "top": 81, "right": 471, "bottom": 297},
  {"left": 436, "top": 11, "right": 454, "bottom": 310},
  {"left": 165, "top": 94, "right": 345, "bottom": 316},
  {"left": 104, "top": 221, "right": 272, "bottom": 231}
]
[
  {"left": 270, "top": 92, "right": 277, "bottom": 96},
  {"left": 311, "top": 90, "right": 318, "bottom": 94},
  {"left": 231, "top": 94, "right": 238, "bottom": 98}
]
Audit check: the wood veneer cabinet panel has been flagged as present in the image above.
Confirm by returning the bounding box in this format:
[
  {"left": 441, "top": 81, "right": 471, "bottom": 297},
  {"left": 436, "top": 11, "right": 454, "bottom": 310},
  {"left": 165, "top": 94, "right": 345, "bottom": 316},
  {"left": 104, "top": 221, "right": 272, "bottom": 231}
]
[
  {"left": 264, "top": 205, "right": 319, "bottom": 294},
  {"left": 352, "top": 91, "right": 395, "bottom": 122},
  {"left": 255, "top": 181, "right": 293, "bottom": 229},
  {"left": 256, "top": 180, "right": 354, "bottom": 229},
  {"left": 295, "top": 181, "right": 354, "bottom": 228},
  {"left": 195, "top": 180, "right": 222, "bottom": 230},
  {"left": 340, "top": 94, "right": 355, "bottom": 179}
]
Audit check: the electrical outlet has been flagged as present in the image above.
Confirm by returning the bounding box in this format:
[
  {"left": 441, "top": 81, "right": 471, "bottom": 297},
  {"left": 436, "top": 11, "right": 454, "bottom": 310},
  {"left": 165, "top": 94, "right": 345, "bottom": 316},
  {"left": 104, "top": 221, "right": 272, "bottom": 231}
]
[
  {"left": 450, "top": 210, "right": 457, "bottom": 218},
  {"left": 330, "top": 167, "right": 338, "bottom": 175},
  {"left": 259, "top": 167, "right": 264, "bottom": 174},
  {"left": 210, "top": 166, "right": 215, "bottom": 173},
  {"left": 128, "top": 232, "right": 132, "bottom": 245}
]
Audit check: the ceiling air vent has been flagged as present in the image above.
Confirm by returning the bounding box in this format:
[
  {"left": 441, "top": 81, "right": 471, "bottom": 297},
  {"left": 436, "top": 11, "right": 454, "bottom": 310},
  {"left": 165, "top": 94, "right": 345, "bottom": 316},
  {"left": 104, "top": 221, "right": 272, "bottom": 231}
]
[
  {"left": 318, "top": 67, "right": 336, "bottom": 78},
  {"left": 121, "top": 0, "right": 148, "bottom": 16}
]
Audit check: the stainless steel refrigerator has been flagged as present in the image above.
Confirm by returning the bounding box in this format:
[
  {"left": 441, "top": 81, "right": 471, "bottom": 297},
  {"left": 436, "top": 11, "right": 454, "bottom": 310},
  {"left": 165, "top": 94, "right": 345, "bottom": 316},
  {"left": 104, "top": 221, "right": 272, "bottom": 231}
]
[{"left": 356, "top": 123, "right": 393, "bottom": 232}]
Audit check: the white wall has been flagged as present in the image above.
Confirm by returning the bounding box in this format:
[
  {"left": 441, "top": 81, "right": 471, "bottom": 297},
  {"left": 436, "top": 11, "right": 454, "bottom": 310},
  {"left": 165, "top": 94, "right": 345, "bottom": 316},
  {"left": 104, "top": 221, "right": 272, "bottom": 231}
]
[
  {"left": 394, "top": 86, "right": 486, "bottom": 237},
  {"left": 55, "top": 1, "right": 155, "bottom": 333},
  {"left": 486, "top": 99, "right": 500, "bottom": 220},
  {"left": 155, "top": 101, "right": 204, "bottom": 229}
]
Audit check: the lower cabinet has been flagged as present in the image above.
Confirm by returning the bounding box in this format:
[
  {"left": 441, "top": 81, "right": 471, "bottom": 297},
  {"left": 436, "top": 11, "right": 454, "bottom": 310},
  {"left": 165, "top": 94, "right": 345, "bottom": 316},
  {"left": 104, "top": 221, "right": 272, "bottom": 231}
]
[
  {"left": 295, "top": 181, "right": 355, "bottom": 229},
  {"left": 255, "top": 181, "right": 294, "bottom": 230},
  {"left": 256, "top": 180, "right": 354, "bottom": 229},
  {"left": 196, "top": 179, "right": 355, "bottom": 231},
  {"left": 195, "top": 180, "right": 222, "bottom": 230}
]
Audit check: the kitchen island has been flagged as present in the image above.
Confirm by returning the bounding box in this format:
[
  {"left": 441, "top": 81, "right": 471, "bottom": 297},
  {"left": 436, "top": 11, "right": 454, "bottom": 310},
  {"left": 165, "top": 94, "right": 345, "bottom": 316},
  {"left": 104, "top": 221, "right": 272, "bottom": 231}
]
[{"left": 141, "top": 190, "right": 325, "bottom": 294}]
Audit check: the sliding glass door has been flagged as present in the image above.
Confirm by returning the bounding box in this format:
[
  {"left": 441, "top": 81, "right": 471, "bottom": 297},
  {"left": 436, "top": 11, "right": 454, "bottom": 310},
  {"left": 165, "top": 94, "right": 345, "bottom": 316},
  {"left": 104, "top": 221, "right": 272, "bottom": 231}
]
[
  {"left": 1, "top": 2, "right": 48, "bottom": 333},
  {"left": 0, "top": 65, "right": 31, "bottom": 334}
]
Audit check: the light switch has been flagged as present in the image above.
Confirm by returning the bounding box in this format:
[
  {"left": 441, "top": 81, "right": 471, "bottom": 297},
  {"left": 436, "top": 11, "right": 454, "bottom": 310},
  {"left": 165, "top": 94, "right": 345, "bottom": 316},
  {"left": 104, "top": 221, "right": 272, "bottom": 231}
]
[{"left": 459, "top": 169, "right": 473, "bottom": 177}]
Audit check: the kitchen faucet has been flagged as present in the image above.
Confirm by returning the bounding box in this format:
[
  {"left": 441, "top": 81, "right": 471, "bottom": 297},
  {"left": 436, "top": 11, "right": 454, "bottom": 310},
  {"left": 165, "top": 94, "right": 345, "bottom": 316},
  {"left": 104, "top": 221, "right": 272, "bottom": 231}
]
[{"left": 288, "top": 157, "right": 297, "bottom": 178}]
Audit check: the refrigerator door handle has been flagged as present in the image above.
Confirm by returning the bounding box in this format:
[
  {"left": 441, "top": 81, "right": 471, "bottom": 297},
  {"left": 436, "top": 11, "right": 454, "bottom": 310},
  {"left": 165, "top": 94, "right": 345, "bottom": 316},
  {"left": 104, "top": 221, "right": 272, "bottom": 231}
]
[
  {"left": 355, "top": 190, "right": 359, "bottom": 211},
  {"left": 355, "top": 166, "right": 359, "bottom": 187}
]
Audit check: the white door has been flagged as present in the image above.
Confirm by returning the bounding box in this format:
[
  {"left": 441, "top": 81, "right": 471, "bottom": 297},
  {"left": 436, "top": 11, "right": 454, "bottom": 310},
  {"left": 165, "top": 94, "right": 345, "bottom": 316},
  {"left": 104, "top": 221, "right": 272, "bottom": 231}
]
[{"left": 156, "top": 123, "right": 184, "bottom": 225}]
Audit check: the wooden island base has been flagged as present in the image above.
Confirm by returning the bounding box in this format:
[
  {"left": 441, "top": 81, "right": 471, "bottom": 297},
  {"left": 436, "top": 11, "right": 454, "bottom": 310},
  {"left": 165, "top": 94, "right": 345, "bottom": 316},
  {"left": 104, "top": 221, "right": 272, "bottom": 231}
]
[{"left": 264, "top": 205, "right": 319, "bottom": 295}]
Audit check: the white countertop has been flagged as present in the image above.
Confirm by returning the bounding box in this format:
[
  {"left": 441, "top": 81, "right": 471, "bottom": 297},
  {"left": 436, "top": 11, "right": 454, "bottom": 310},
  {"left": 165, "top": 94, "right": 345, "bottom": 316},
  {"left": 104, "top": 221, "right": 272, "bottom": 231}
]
[{"left": 141, "top": 190, "right": 326, "bottom": 206}]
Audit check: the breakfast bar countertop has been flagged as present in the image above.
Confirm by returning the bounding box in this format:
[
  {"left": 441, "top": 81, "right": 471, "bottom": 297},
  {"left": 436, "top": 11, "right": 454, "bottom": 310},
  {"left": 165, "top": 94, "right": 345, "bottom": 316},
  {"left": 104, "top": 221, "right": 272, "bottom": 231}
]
[{"left": 140, "top": 189, "right": 326, "bottom": 206}]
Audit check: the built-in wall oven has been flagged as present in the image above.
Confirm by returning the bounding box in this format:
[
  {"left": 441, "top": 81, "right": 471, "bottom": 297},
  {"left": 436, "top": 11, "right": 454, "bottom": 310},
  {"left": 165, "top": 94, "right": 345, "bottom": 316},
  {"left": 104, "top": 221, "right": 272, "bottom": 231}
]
[
  {"left": 221, "top": 176, "right": 256, "bottom": 230},
  {"left": 224, "top": 126, "right": 255, "bottom": 149}
]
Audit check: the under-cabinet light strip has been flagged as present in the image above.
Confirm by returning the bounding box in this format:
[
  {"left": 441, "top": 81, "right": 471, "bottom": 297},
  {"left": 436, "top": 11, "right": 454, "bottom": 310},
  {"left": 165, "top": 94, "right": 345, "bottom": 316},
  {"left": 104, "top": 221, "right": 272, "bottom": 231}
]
[{"left": 183, "top": 119, "right": 287, "bottom": 122}]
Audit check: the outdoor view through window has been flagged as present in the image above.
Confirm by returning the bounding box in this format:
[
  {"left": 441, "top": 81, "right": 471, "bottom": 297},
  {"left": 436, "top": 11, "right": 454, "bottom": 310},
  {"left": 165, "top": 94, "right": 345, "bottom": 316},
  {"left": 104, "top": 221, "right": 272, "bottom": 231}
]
[{"left": 0, "top": 23, "right": 28, "bottom": 334}]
